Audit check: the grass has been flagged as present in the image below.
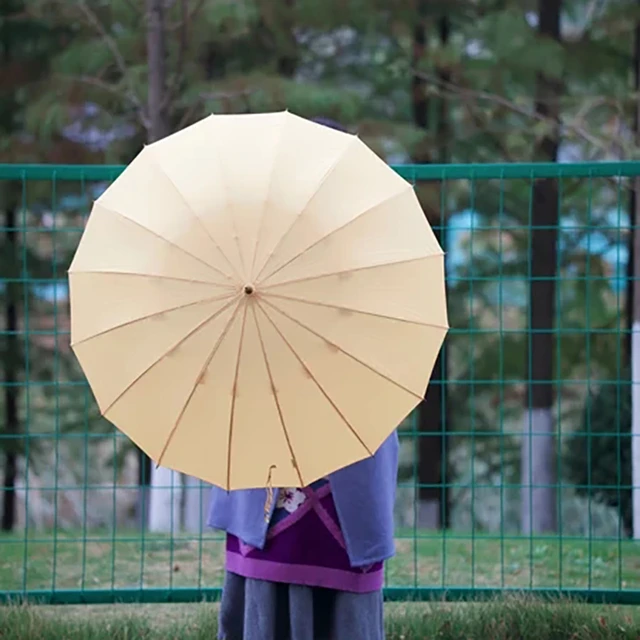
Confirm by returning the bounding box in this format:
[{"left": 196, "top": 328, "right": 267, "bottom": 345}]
[
  {"left": 1, "top": 530, "right": 640, "bottom": 594},
  {"left": 2, "top": 598, "right": 640, "bottom": 639},
  {"left": 2, "top": 530, "right": 640, "bottom": 638}
]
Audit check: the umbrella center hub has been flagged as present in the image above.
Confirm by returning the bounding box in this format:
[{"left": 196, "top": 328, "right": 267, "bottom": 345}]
[{"left": 243, "top": 284, "right": 255, "bottom": 296}]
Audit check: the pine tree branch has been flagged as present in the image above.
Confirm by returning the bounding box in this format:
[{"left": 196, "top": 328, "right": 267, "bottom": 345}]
[
  {"left": 166, "top": 0, "right": 206, "bottom": 31},
  {"left": 562, "top": 0, "right": 609, "bottom": 41},
  {"left": 72, "top": 75, "right": 142, "bottom": 110},
  {"left": 460, "top": 98, "right": 517, "bottom": 163},
  {"left": 411, "top": 68, "right": 610, "bottom": 153},
  {"left": 177, "top": 99, "right": 204, "bottom": 130},
  {"left": 176, "top": 86, "right": 259, "bottom": 128},
  {"left": 161, "top": 0, "right": 190, "bottom": 112},
  {"left": 75, "top": 0, "right": 149, "bottom": 129},
  {"left": 121, "top": 0, "right": 142, "bottom": 17}
]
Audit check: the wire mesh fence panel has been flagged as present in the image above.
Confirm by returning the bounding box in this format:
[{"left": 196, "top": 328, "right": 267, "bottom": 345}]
[{"left": 0, "top": 162, "right": 638, "bottom": 604}]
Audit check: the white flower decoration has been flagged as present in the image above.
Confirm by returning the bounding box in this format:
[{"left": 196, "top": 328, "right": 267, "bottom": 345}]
[{"left": 276, "top": 488, "right": 307, "bottom": 513}]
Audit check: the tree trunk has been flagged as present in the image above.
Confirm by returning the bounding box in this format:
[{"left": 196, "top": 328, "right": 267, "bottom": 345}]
[
  {"left": 521, "top": 0, "right": 561, "bottom": 534},
  {"left": 2, "top": 203, "right": 19, "bottom": 532},
  {"left": 628, "top": 199, "right": 634, "bottom": 359},
  {"left": 183, "top": 474, "right": 209, "bottom": 533},
  {"left": 148, "top": 466, "right": 182, "bottom": 533},
  {"left": 630, "top": 0, "right": 640, "bottom": 540},
  {"left": 413, "top": 8, "right": 448, "bottom": 530},
  {"left": 146, "top": 0, "right": 170, "bottom": 142},
  {"left": 275, "top": 0, "right": 297, "bottom": 78},
  {"left": 435, "top": 14, "right": 451, "bottom": 530},
  {"left": 1, "top": 7, "right": 20, "bottom": 531},
  {"left": 145, "top": 0, "right": 181, "bottom": 533}
]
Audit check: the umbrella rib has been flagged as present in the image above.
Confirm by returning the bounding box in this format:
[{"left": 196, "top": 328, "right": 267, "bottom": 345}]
[
  {"left": 102, "top": 294, "right": 242, "bottom": 417},
  {"left": 256, "top": 298, "right": 373, "bottom": 458},
  {"left": 252, "top": 135, "right": 359, "bottom": 283},
  {"left": 260, "top": 297, "right": 429, "bottom": 404},
  {"left": 247, "top": 113, "right": 288, "bottom": 280},
  {"left": 145, "top": 150, "right": 244, "bottom": 283},
  {"left": 96, "top": 203, "right": 235, "bottom": 285},
  {"left": 68, "top": 269, "right": 234, "bottom": 287},
  {"left": 251, "top": 302, "right": 305, "bottom": 487},
  {"left": 156, "top": 300, "right": 243, "bottom": 468},
  {"left": 226, "top": 299, "right": 250, "bottom": 491},
  {"left": 70, "top": 292, "right": 238, "bottom": 348},
  {"left": 262, "top": 292, "right": 449, "bottom": 331},
  {"left": 258, "top": 254, "right": 444, "bottom": 291},
  {"left": 257, "top": 183, "right": 414, "bottom": 286}
]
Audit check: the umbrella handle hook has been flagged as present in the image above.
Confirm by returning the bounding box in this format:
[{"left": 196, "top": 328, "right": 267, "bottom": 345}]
[{"left": 263, "top": 465, "right": 277, "bottom": 523}]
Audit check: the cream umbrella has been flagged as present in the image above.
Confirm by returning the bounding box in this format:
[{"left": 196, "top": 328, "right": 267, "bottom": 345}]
[{"left": 69, "top": 111, "right": 448, "bottom": 491}]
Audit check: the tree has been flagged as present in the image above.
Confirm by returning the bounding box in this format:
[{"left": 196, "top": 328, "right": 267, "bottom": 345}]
[
  {"left": 2, "top": 198, "right": 19, "bottom": 532},
  {"left": 632, "top": 0, "right": 640, "bottom": 540},
  {"left": 18, "top": 0, "right": 640, "bottom": 539},
  {"left": 26, "top": 0, "right": 325, "bottom": 532},
  {"left": 521, "top": 0, "right": 563, "bottom": 534},
  {"left": 143, "top": 0, "right": 182, "bottom": 534},
  {"left": 1, "top": 5, "right": 38, "bottom": 530},
  {"left": 27, "top": 0, "right": 245, "bottom": 532},
  {"left": 0, "top": 0, "right": 96, "bottom": 531},
  {"left": 411, "top": 5, "right": 451, "bottom": 529},
  {"left": 565, "top": 374, "right": 632, "bottom": 533}
]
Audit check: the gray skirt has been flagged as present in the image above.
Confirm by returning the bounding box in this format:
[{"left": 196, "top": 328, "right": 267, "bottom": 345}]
[{"left": 218, "top": 571, "right": 385, "bottom": 640}]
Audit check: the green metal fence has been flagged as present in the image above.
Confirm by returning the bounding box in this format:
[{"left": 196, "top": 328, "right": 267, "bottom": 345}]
[{"left": 0, "top": 161, "right": 639, "bottom": 605}]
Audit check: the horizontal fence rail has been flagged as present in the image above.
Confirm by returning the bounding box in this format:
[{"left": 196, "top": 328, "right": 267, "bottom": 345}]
[
  {"left": 0, "top": 161, "right": 639, "bottom": 605},
  {"left": 1, "top": 160, "right": 640, "bottom": 180}
]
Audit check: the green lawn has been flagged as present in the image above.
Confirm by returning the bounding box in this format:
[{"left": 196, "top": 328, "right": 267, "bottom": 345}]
[
  {"left": 3, "top": 599, "right": 640, "bottom": 640},
  {"left": 1, "top": 530, "right": 640, "bottom": 594}
]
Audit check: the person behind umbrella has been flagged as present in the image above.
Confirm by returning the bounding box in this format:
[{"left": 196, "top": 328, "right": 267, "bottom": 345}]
[{"left": 207, "top": 118, "right": 399, "bottom": 640}]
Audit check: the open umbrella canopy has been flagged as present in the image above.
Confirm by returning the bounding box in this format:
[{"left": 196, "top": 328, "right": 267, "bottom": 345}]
[{"left": 69, "top": 111, "right": 448, "bottom": 490}]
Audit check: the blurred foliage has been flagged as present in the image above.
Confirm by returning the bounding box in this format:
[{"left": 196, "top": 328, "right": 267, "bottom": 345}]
[
  {"left": 0, "top": 0, "right": 636, "bottom": 530},
  {"left": 565, "top": 372, "right": 632, "bottom": 533}
]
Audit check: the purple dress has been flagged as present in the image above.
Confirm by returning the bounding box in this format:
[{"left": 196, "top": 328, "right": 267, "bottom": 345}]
[
  {"left": 218, "top": 479, "right": 386, "bottom": 638},
  {"left": 225, "top": 479, "right": 384, "bottom": 593},
  {"left": 215, "top": 436, "right": 397, "bottom": 639}
]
